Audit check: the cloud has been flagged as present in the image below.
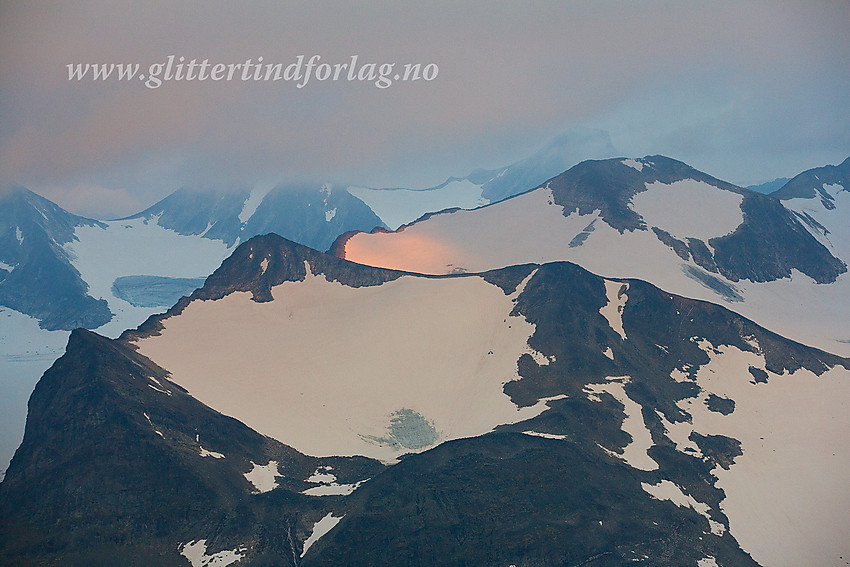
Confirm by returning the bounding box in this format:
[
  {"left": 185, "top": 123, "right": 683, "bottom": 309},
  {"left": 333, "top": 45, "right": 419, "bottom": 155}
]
[
  {"left": 1, "top": 1, "right": 848, "bottom": 214},
  {"left": 33, "top": 182, "right": 142, "bottom": 219}
]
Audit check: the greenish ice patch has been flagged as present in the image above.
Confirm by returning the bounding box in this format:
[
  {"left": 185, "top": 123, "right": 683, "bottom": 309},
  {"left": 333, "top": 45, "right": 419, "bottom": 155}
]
[
  {"left": 363, "top": 408, "right": 440, "bottom": 450},
  {"left": 111, "top": 275, "right": 207, "bottom": 308}
]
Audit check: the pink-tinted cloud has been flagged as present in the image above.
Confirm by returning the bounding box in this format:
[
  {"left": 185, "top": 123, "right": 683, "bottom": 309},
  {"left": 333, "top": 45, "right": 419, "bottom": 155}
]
[{"left": 1, "top": 1, "right": 848, "bottom": 216}]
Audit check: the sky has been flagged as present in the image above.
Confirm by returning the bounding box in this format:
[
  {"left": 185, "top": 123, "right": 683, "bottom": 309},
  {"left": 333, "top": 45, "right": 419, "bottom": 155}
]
[{"left": 1, "top": 1, "right": 848, "bottom": 219}]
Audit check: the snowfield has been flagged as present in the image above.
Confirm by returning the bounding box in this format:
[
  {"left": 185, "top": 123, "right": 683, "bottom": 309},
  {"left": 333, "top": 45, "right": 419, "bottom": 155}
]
[
  {"left": 0, "top": 308, "right": 69, "bottom": 478},
  {"left": 134, "top": 267, "right": 560, "bottom": 462},
  {"left": 301, "top": 513, "right": 344, "bottom": 558},
  {"left": 576, "top": 341, "right": 850, "bottom": 566},
  {"left": 676, "top": 343, "right": 850, "bottom": 567},
  {"left": 342, "top": 187, "right": 586, "bottom": 274},
  {"left": 631, "top": 180, "right": 744, "bottom": 240},
  {"left": 585, "top": 376, "right": 658, "bottom": 472},
  {"left": 65, "top": 216, "right": 232, "bottom": 337},
  {"left": 1, "top": 218, "right": 232, "bottom": 477},
  {"left": 180, "top": 539, "right": 246, "bottom": 567},
  {"left": 342, "top": 183, "right": 850, "bottom": 356},
  {"left": 784, "top": 183, "right": 849, "bottom": 264}
]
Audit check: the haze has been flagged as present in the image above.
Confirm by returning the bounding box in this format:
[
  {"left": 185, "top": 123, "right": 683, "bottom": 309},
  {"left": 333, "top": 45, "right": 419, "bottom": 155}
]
[{"left": 1, "top": 1, "right": 848, "bottom": 218}]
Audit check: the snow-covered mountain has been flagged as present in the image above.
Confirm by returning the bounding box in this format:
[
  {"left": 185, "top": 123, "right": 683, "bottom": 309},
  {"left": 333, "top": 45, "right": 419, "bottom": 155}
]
[
  {"left": 339, "top": 156, "right": 850, "bottom": 357},
  {"left": 0, "top": 185, "right": 111, "bottom": 330},
  {"left": 2, "top": 234, "right": 848, "bottom": 566},
  {"left": 0, "top": 186, "right": 115, "bottom": 476},
  {"left": 0, "top": 182, "right": 386, "bottom": 475},
  {"left": 0, "top": 189, "right": 234, "bottom": 478},
  {"left": 129, "top": 182, "right": 386, "bottom": 251},
  {"left": 771, "top": 156, "right": 850, "bottom": 266},
  {"left": 60, "top": 181, "right": 387, "bottom": 336},
  {"left": 1, "top": 181, "right": 386, "bottom": 335},
  {"left": 348, "top": 128, "right": 618, "bottom": 229},
  {"left": 0, "top": 184, "right": 237, "bottom": 334}
]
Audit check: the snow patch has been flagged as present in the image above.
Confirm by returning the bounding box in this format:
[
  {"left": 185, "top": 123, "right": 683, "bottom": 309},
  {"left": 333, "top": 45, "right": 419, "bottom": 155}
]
[
  {"left": 599, "top": 281, "right": 628, "bottom": 341},
  {"left": 302, "top": 480, "right": 367, "bottom": 496},
  {"left": 654, "top": 409, "right": 702, "bottom": 457},
  {"left": 641, "top": 480, "right": 723, "bottom": 535},
  {"left": 302, "top": 466, "right": 367, "bottom": 496},
  {"left": 697, "top": 557, "right": 719, "bottom": 567},
  {"left": 147, "top": 383, "right": 172, "bottom": 395},
  {"left": 238, "top": 183, "right": 274, "bottom": 224},
  {"left": 522, "top": 430, "right": 568, "bottom": 440},
  {"left": 0, "top": 261, "right": 15, "bottom": 272},
  {"left": 325, "top": 208, "right": 337, "bottom": 222},
  {"left": 306, "top": 467, "right": 336, "bottom": 484},
  {"left": 199, "top": 446, "right": 225, "bottom": 459},
  {"left": 670, "top": 368, "right": 691, "bottom": 382},
  {"left": 585, "top": 376, "right": 657, "bottom": 471},
  {"left": 741, "top": 334, "right": 760, "bottom": 352},
  {"left": 142, "top": 412, "right": 164, "bottom": 438},
  {"left": 199, "top": 221, "right": 215, "bottom": 238},
  {"left": 621, "top": 158, "right": 643, "bottom": 171},
  {"left": 633, "top": 180, "right": 744, "bottom": 241},
  {"left": 301, "top": 513, "right": 343, "bottom": 558},
  {"left": 15, "top": 226, "right": 23, "bottom": 244},
  {"left": 822, "top": 182, "right": 843, "bottom": 198},
  {"left": 602, "top": 346, "right": 614, "bottom": 360},
  {"left": 510, "top": 268, "right": 539, "bottom": 299},
  {"left": 180, "top": 539, "right": 246, "bottom": 567},
  {"left": 526, "top": 347, "right": 553, "bottom": 366},
  {"left": 260, "top": 257, "right": 269, "bottom": 274},
  {"left": 243, "top": 461, "right": 279, "bottom": 493}
]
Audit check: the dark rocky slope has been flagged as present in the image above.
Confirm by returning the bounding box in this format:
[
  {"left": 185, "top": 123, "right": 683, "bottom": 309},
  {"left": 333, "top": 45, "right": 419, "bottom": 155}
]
[{"left": 0, "top": 328, "right": 382, "bottom": 566}]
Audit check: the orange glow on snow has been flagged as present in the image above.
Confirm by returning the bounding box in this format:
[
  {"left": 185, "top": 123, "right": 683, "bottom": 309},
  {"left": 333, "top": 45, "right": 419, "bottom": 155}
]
[{"left": 343, "top": 229, "right": 465, "bottom": 274}]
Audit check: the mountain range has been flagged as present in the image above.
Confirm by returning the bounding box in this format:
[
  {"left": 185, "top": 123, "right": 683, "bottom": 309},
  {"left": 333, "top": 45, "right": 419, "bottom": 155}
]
[
  {"left": 1, "top": 152, "right": 849, "bottom": 566},
  {"left": 2, "top": 234, "right": 848, "bottom": 566},
  {"left": 1, "top": 129, "right": 612, "bottom": 335},
  {"left": 339, "top": 156, "right": 850, "bottom": 358},
  {"left": 0, "top": 131, "right": 618, "bottom": 475},
  {"left": 127, "top": 182, "right": 385, "bottom": 251}
]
